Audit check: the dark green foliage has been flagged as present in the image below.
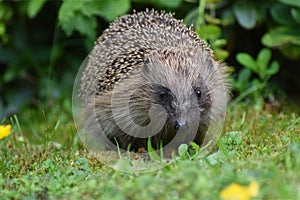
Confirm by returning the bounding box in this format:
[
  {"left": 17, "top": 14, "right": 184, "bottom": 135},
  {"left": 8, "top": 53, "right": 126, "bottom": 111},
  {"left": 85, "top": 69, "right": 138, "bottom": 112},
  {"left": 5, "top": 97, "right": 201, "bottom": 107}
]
[
  {"left": 0, "top": 1, "right": 85, "bottom": 119},
  {"left": 262, "top": 1, "right": 300, "bottom": 59},
  {"left": 58, "top": 0, "right": 131, "bottom": 43}
]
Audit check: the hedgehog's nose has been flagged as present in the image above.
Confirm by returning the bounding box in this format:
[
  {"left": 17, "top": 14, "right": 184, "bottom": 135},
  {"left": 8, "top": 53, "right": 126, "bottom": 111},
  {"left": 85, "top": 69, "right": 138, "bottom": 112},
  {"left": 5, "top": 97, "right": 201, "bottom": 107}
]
[{"left": 175, "top": 119, "right": 187, "bottom": 131}]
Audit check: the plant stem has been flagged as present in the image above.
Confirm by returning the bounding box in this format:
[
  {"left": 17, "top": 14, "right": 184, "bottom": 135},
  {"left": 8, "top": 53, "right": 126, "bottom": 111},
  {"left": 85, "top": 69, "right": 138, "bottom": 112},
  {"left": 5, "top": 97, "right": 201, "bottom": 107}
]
[{"left": 196, "top": 0, "right": 206, "bottom": 31}]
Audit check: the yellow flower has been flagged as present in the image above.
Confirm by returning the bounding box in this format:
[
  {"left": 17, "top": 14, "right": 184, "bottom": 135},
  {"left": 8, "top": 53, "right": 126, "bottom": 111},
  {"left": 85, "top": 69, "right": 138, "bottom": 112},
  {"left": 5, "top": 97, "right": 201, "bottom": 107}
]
[
  {"left": 0, "top": 124, "right": 12, "bottom": 139},
  {"left": 220, "top": 181, "right": 259, "bottom": 200}
]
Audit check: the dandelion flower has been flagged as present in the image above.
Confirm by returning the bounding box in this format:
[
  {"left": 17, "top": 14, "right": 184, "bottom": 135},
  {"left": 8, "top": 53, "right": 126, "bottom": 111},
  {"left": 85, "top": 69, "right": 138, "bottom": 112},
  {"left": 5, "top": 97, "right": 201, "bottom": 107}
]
[
  {"left": 0, "top": 124, "right": 12, "bottom": 139},
  {"left": 220, "top": 181, "right": 259, "bottom": 200}
]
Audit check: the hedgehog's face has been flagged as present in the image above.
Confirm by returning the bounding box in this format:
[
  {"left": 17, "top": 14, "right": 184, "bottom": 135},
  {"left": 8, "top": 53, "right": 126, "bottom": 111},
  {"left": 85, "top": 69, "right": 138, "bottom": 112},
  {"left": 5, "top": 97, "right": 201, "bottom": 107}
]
[
  {"left": 150, "top": 82, "right": 211, "bottom": 131},
  {"left": 140, "top": 49, "right": 214, "bottom": 144}
]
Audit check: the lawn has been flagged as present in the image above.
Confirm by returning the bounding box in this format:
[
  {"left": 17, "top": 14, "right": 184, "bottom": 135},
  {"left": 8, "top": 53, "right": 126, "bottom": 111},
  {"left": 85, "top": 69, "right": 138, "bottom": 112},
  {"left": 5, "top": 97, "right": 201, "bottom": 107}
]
[{"left": 0, "top": 101, "right": 300, "bottom": 199}]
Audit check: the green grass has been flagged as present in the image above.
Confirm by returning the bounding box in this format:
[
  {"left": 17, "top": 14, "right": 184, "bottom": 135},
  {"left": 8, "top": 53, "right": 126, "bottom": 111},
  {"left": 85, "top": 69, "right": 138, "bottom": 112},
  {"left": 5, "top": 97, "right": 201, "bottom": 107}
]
[{"left": 1, "top": 100, "right": 300, "bottom": 199}]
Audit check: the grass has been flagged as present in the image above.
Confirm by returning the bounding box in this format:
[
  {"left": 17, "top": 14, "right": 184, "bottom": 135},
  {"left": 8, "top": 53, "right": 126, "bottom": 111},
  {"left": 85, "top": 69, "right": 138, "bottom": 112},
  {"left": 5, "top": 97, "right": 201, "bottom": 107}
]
[{"left": 0, "top": 99, "right": 300, "bottom": 199}]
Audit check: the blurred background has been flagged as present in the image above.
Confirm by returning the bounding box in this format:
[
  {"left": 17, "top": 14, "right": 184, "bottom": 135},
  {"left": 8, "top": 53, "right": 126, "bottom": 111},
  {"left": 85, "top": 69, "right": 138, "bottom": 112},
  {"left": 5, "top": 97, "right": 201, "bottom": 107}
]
[{"left": 0, "top": 0, "right": 299, "bottom": 120}]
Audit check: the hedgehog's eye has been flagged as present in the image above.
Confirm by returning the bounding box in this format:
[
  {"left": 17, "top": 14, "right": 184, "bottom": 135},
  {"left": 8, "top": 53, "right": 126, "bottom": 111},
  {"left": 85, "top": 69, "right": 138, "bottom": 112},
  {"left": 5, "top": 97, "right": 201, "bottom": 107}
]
[
  {"left": 159, "top": 90, "right": 169, "bottom": 100},
  {"left": 159, "top": 90, "right": 167, "bottom": 96},
  {"left": 194, "top": 88, "right": 202, "bottom": 98},
  {"left": 152, "top": 84, "right": 173, "bottom": 104}
]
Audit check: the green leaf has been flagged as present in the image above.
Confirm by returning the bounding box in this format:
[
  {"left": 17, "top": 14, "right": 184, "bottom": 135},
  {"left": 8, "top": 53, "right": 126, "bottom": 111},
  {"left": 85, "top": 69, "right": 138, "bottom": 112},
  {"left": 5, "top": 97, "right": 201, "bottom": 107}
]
[
  {"left": 59, "top": 0, "right": 108, "bottom": 40},
  {"left": 278, "top": 0, "right": 300, "bottom": 8},
  {"left": 262, "top": 26, "right": 300, "bottom": 47},
  {"left": 236, "top": 53, "right": 258, "bottom": 73},
  {"left": 291, "top": 8, "right": 300, "bottom": 23},
  {"left": 0, "top": 23, "right": 5, "bottom": 35},
  {"left": 150, "top": 0, "right": 182, "bottom": 8},
  {"left": 0, "top": 3, "right": 13, "bottom": 21},
  {"left": 233, "top": 1, "right": 257, "bottom": 29},
  {"left": 271, "top": 4, "right": 296, "bottom": 25},
  {"left": 74, "top": 16, "right": 97, "bottom": 41},
  {"left": 197, "top": 24, "right": 221, "bottom": 41},
  {"left": 235, "top": 68, "right": 252, "bottom": 92},
  {"left": 58, "top": 0, "right": 83, "bottom": 23},
  {"left": 257, "top": 48, "right": 271, "bottom": 73},
  {"left": 91, "top": 0, "right": 131, "bottom": 22},
  {"left": 27, "top": 0, "right": 47, "bottom": 18},
  {"left": 266, "top": 61, "right": 280, "bottom": 76},
  {"left": 279, "top": 44, "right": 300, "bottom": 59},
  {"left": 4, "top": 68, "right": 18, "bottom": 83},
  {"left": 212, "top": 39, "right": 227, "bottom": 49},
  {"left": 214, "top": 49, "right": 229, "bottom": 61},
  {"left": 238, "top": 68, "right": 252, "bottom": 83},
  {"left": 178, "top": 144, "right": 189, "bottom": 157},
  {"left": 60, "top": 14, "right": 97, "bottom": 41}
]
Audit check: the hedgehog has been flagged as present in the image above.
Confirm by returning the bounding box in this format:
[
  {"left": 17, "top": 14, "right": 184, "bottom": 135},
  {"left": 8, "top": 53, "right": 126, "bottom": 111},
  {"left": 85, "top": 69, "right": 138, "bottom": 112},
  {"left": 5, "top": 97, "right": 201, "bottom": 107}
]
[{"left": 79, "top": 9, "right": 229, "bottom": 152}]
